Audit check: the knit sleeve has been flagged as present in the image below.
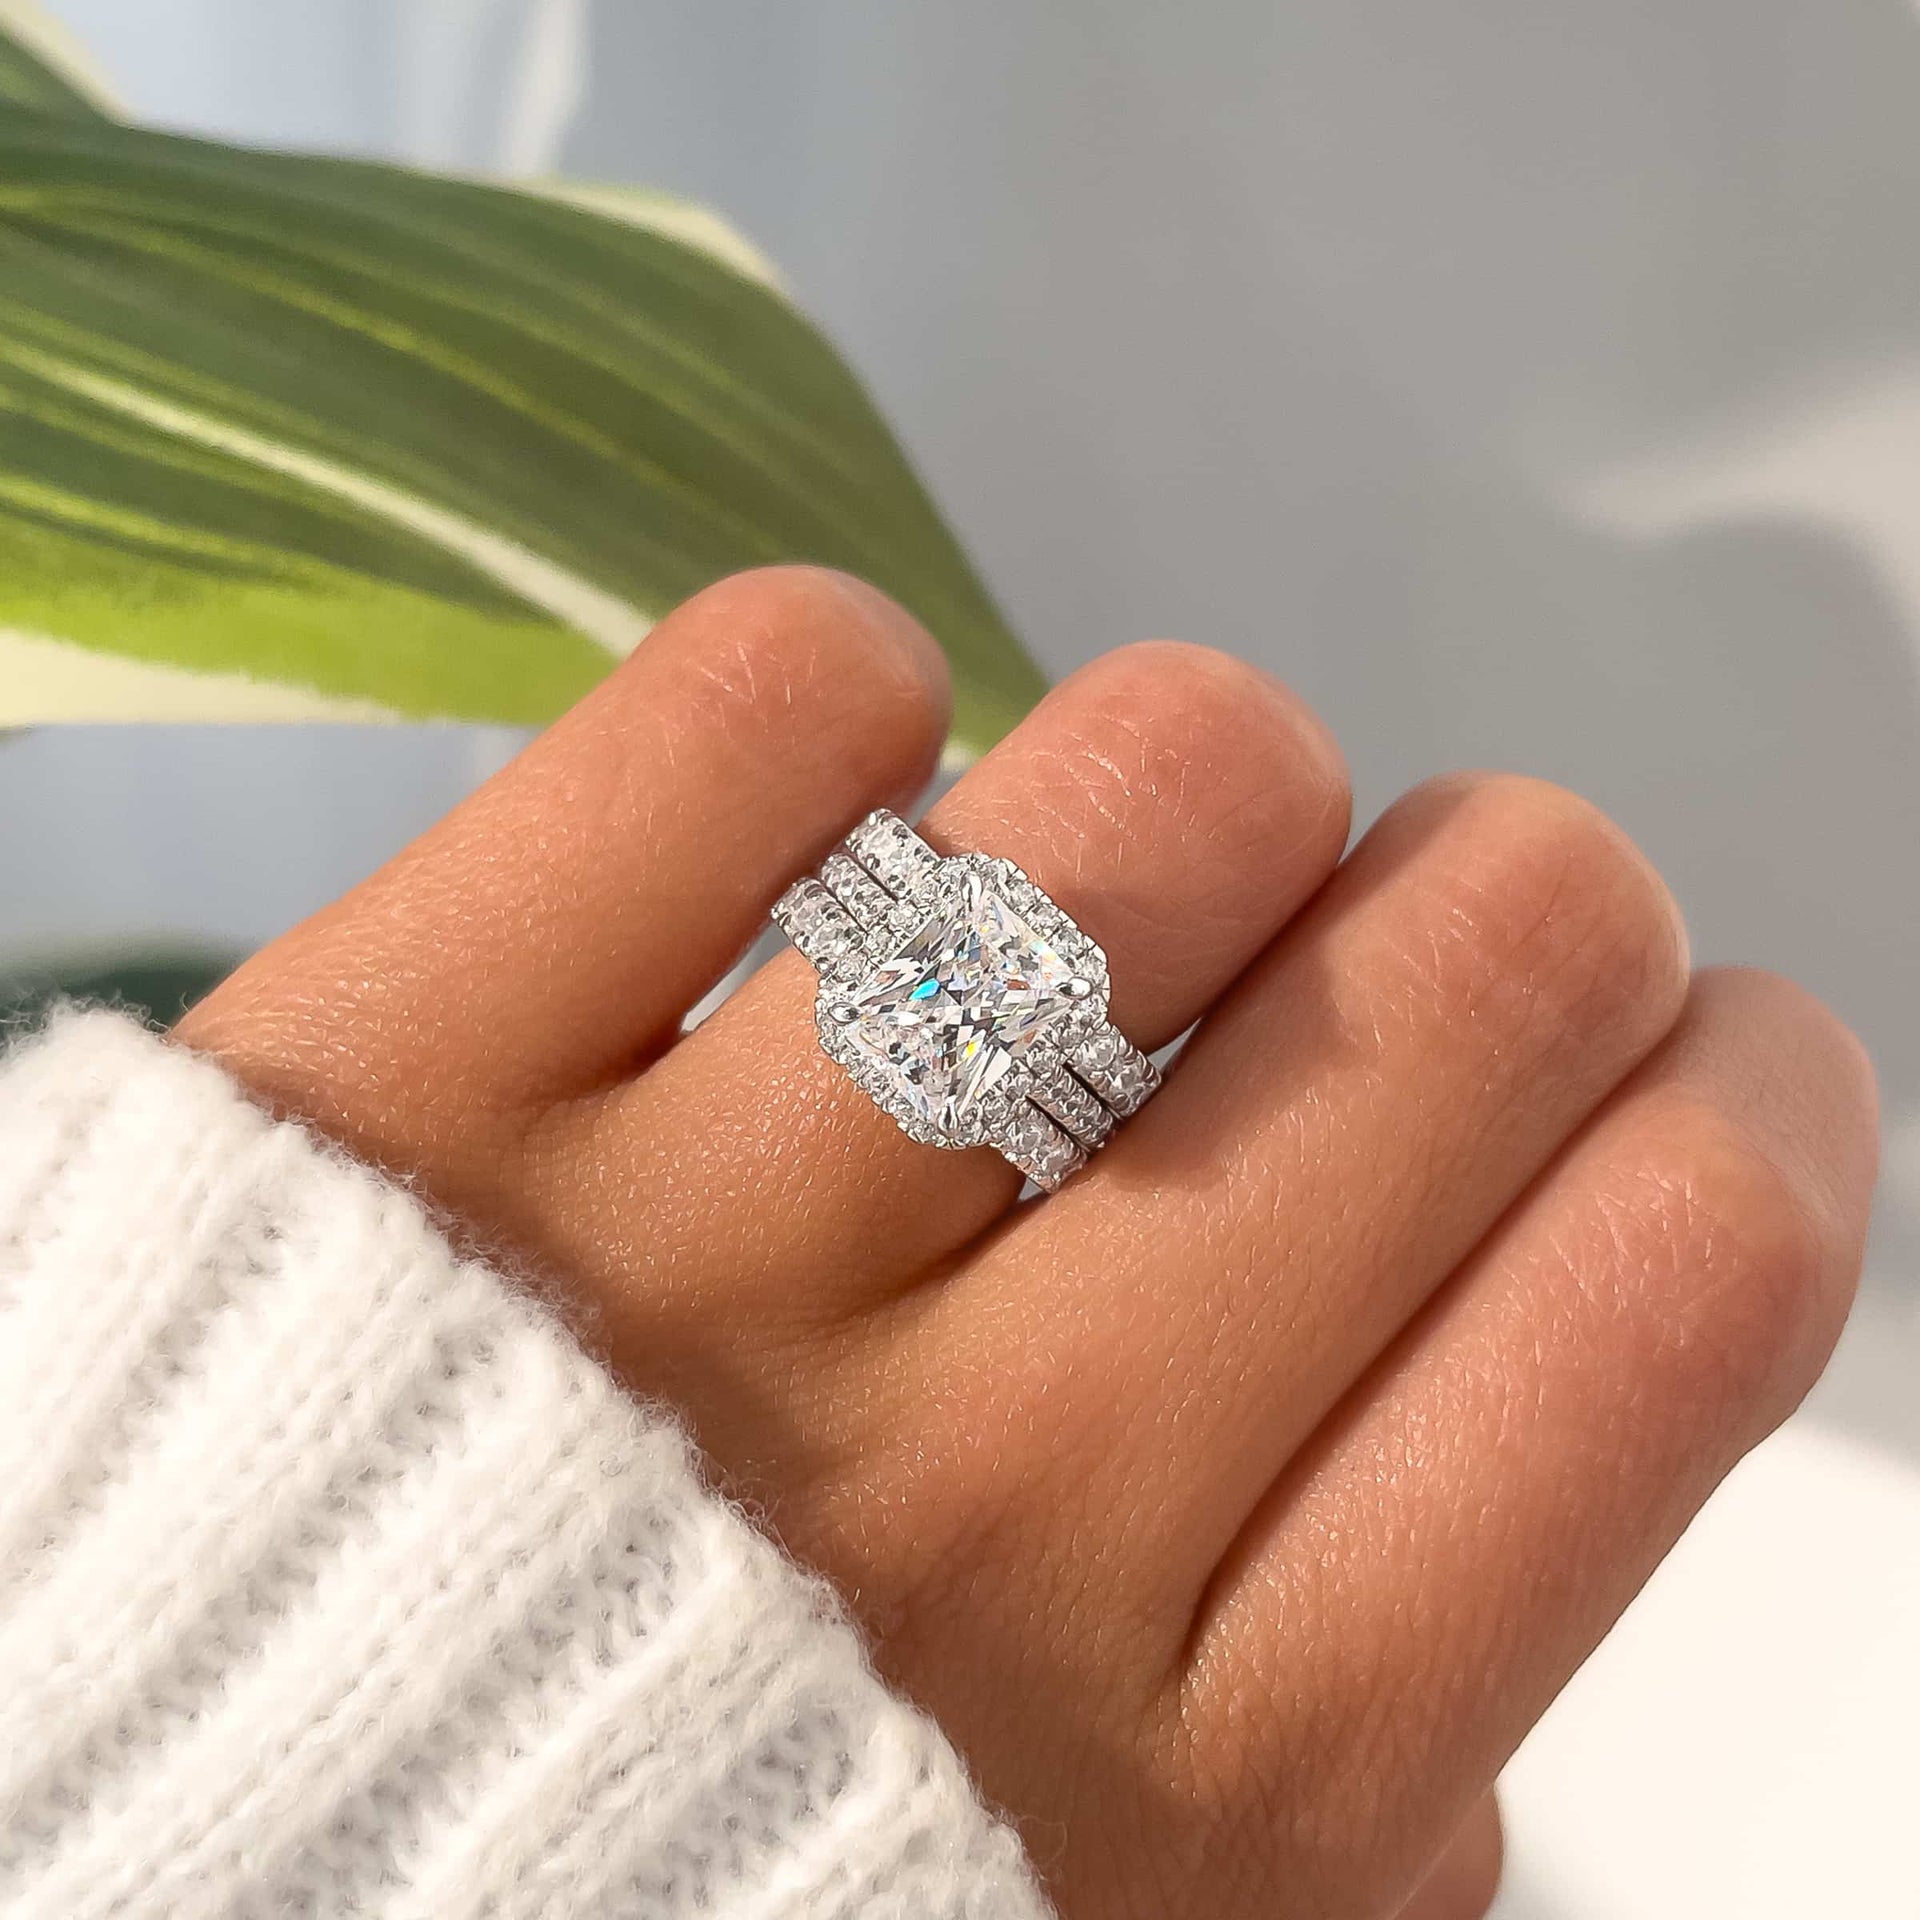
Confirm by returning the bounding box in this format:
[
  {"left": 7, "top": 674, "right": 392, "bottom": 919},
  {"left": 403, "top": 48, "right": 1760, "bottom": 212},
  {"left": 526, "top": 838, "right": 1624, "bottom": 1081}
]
[{"left": 0, "top": 1011, "right": 1049, "bottom": 1920}]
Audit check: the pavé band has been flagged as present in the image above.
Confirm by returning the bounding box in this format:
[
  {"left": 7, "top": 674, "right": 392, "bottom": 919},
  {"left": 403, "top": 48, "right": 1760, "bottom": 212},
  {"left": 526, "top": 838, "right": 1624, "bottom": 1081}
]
[{"left": 772, "top": 809, "right": 1161, "bottom": 1190}]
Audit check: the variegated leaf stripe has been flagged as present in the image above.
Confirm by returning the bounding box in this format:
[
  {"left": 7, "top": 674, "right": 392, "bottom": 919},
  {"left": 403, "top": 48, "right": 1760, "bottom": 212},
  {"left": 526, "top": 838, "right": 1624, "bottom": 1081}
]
[{"left": 0, "top": 29, "right": 1044, "bottom": 744}]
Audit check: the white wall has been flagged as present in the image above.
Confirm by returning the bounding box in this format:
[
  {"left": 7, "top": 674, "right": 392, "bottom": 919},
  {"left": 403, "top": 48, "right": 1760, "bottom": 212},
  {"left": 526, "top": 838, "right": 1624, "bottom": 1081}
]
[
  {"left": 14, "top": 5, "right": 1920, "bottom": 1912},
  {"left": 564, "top": 2, "right": 1920, "bottom": 1293}
]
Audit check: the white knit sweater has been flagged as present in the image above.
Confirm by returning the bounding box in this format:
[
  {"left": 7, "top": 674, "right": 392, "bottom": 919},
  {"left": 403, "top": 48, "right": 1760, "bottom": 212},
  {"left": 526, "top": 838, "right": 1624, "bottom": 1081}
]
[{"left": 0, "top": 1012, "right": 1049, "bottom": 1919}]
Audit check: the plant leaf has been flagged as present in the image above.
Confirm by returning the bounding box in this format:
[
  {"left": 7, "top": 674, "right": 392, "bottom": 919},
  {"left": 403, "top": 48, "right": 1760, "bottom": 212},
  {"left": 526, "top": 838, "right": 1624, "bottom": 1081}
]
[
  {"left": 0, "top": 2, "right": 120, "bottom": 120},
  {"left": 0, "top": 40, "right": 1045, "bottom": 751}
]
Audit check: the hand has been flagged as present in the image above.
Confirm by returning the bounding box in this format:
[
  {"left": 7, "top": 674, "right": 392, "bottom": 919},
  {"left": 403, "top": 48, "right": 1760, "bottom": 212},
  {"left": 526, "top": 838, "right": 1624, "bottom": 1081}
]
[{"left": 179, "top": 568, "right": 1878, "bottom": 1920}]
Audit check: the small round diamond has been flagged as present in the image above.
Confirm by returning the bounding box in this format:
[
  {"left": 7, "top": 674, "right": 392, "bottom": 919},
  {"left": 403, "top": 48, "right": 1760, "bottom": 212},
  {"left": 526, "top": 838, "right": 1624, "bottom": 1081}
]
[
  {"left": 820, "top": 852, "right": 891, "bottom": 929},
  {"left": 772, "top": 878, "right": 860, "bottom": 967}
]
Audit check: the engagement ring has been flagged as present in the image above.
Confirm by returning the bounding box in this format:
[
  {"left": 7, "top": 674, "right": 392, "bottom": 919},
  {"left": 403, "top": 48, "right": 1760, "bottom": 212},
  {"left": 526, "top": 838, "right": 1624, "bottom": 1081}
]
[{"left": 772, "top": 809, "right": 1160, "bottom": 1189}]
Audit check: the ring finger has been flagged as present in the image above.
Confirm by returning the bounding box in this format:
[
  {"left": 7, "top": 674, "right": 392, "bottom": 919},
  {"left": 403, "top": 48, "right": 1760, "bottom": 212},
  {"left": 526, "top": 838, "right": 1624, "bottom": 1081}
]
[{"left": 542, "top": 638, "right": 1351, "bottom": 1364}]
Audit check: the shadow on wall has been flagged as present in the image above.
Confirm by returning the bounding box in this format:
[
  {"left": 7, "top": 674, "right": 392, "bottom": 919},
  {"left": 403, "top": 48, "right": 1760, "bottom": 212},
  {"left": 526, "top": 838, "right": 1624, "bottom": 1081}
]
[{"left": 567, "top": 0, "right": 1920, "bottom": 1363}]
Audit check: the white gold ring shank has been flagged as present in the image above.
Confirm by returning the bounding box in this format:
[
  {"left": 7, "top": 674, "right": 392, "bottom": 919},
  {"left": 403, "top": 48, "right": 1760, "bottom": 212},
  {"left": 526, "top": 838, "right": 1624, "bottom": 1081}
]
[{"left": 771, "top": 809, "right": 1160, "bottom": 1190}]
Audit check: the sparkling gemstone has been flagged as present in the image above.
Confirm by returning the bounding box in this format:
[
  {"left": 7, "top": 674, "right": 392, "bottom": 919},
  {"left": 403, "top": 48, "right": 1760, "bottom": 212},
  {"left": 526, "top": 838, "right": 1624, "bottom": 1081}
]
[
  {"left": 848, "top": 809, "right": 939, "bottom": 894},
  {"left": 772, "top": 877, "right": 858, "bottom": 965},
  {"left": 839, "top": 870, "right": 1080, "bottom": 1135}
]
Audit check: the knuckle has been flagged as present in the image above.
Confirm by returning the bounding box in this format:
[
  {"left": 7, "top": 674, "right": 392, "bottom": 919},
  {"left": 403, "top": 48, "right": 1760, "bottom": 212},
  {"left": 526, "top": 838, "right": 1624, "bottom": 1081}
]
[
  {"left": 1033, "top": 643, "right": 1348, "bottom": 920},
  {"left": 672, "top": 565, "right": 947, "bottom": 744},
  {"left": 1090, "top": 643, "right": 1344, "bottom": 798},
  {"left": 1695, "top": 967, "right": 1882, "bottom": 1146},
  {"left": 1395, "top": 773, "right": 1685, "bottom": 1052},
  {"left": 1606, "top": 1097, "right": 1842, "bottom": 1421},
  {"left": 680, "top": 562, "right": 867, "bottom": 641}
]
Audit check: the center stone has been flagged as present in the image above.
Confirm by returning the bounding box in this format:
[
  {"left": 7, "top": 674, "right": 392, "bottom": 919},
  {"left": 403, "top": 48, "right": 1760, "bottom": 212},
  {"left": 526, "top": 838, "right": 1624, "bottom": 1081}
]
[{"left": 840, "top": 870, "right": 1079, "bottom": 1135}]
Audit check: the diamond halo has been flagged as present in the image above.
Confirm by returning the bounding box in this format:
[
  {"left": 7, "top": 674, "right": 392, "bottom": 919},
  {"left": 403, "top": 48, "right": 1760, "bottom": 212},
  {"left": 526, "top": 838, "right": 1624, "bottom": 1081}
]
[{"left": 773, "top": 812, "right": 1157, "bottom": 1187}]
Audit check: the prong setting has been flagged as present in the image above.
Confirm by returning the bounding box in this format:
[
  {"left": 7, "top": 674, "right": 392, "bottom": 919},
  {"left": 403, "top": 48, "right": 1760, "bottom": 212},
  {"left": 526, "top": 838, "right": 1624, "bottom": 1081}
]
[{"left": 781, "top": 810, "right": 1156, "bottom": 1181}]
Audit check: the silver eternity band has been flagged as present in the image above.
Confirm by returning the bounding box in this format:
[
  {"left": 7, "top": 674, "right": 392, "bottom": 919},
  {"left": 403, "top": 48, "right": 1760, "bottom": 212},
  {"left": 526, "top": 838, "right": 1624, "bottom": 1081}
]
[{"left": 771, "top": 808, "right": 1161, "bottom": 1191}]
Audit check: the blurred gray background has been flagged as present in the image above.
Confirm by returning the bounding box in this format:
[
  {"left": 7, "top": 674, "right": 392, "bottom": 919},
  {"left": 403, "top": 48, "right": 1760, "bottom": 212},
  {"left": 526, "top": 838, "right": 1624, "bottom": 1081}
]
[{"left": 8, "top": 3, "right": 1917, "bottom": 1912}]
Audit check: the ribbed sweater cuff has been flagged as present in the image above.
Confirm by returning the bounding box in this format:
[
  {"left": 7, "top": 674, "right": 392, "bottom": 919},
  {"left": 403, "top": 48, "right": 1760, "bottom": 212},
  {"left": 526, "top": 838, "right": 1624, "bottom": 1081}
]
[{"left": 0, "top": 1011, "right": 1048, "bottom": 1920}]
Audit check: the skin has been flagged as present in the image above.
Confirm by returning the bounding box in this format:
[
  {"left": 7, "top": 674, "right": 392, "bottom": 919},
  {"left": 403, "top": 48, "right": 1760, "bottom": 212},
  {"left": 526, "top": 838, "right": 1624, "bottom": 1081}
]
[{"left": 178, "top": 567, "right": 1880, "bottom": 1920}]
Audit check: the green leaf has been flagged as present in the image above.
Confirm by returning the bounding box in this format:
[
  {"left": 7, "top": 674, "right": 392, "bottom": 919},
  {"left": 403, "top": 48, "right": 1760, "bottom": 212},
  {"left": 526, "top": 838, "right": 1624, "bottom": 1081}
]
[
  {"left": 0, "top": 27, "right": 1045, "bottom": 752},
  {"left": 0, "top": 2, "right": 119, "bottom": 120}
]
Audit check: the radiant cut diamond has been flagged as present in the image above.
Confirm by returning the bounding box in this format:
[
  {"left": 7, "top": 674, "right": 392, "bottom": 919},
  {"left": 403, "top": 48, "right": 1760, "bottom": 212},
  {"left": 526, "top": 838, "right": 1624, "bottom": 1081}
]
[{"left": 839, "top": 870, "right": 1081, "bottom": 1135}]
